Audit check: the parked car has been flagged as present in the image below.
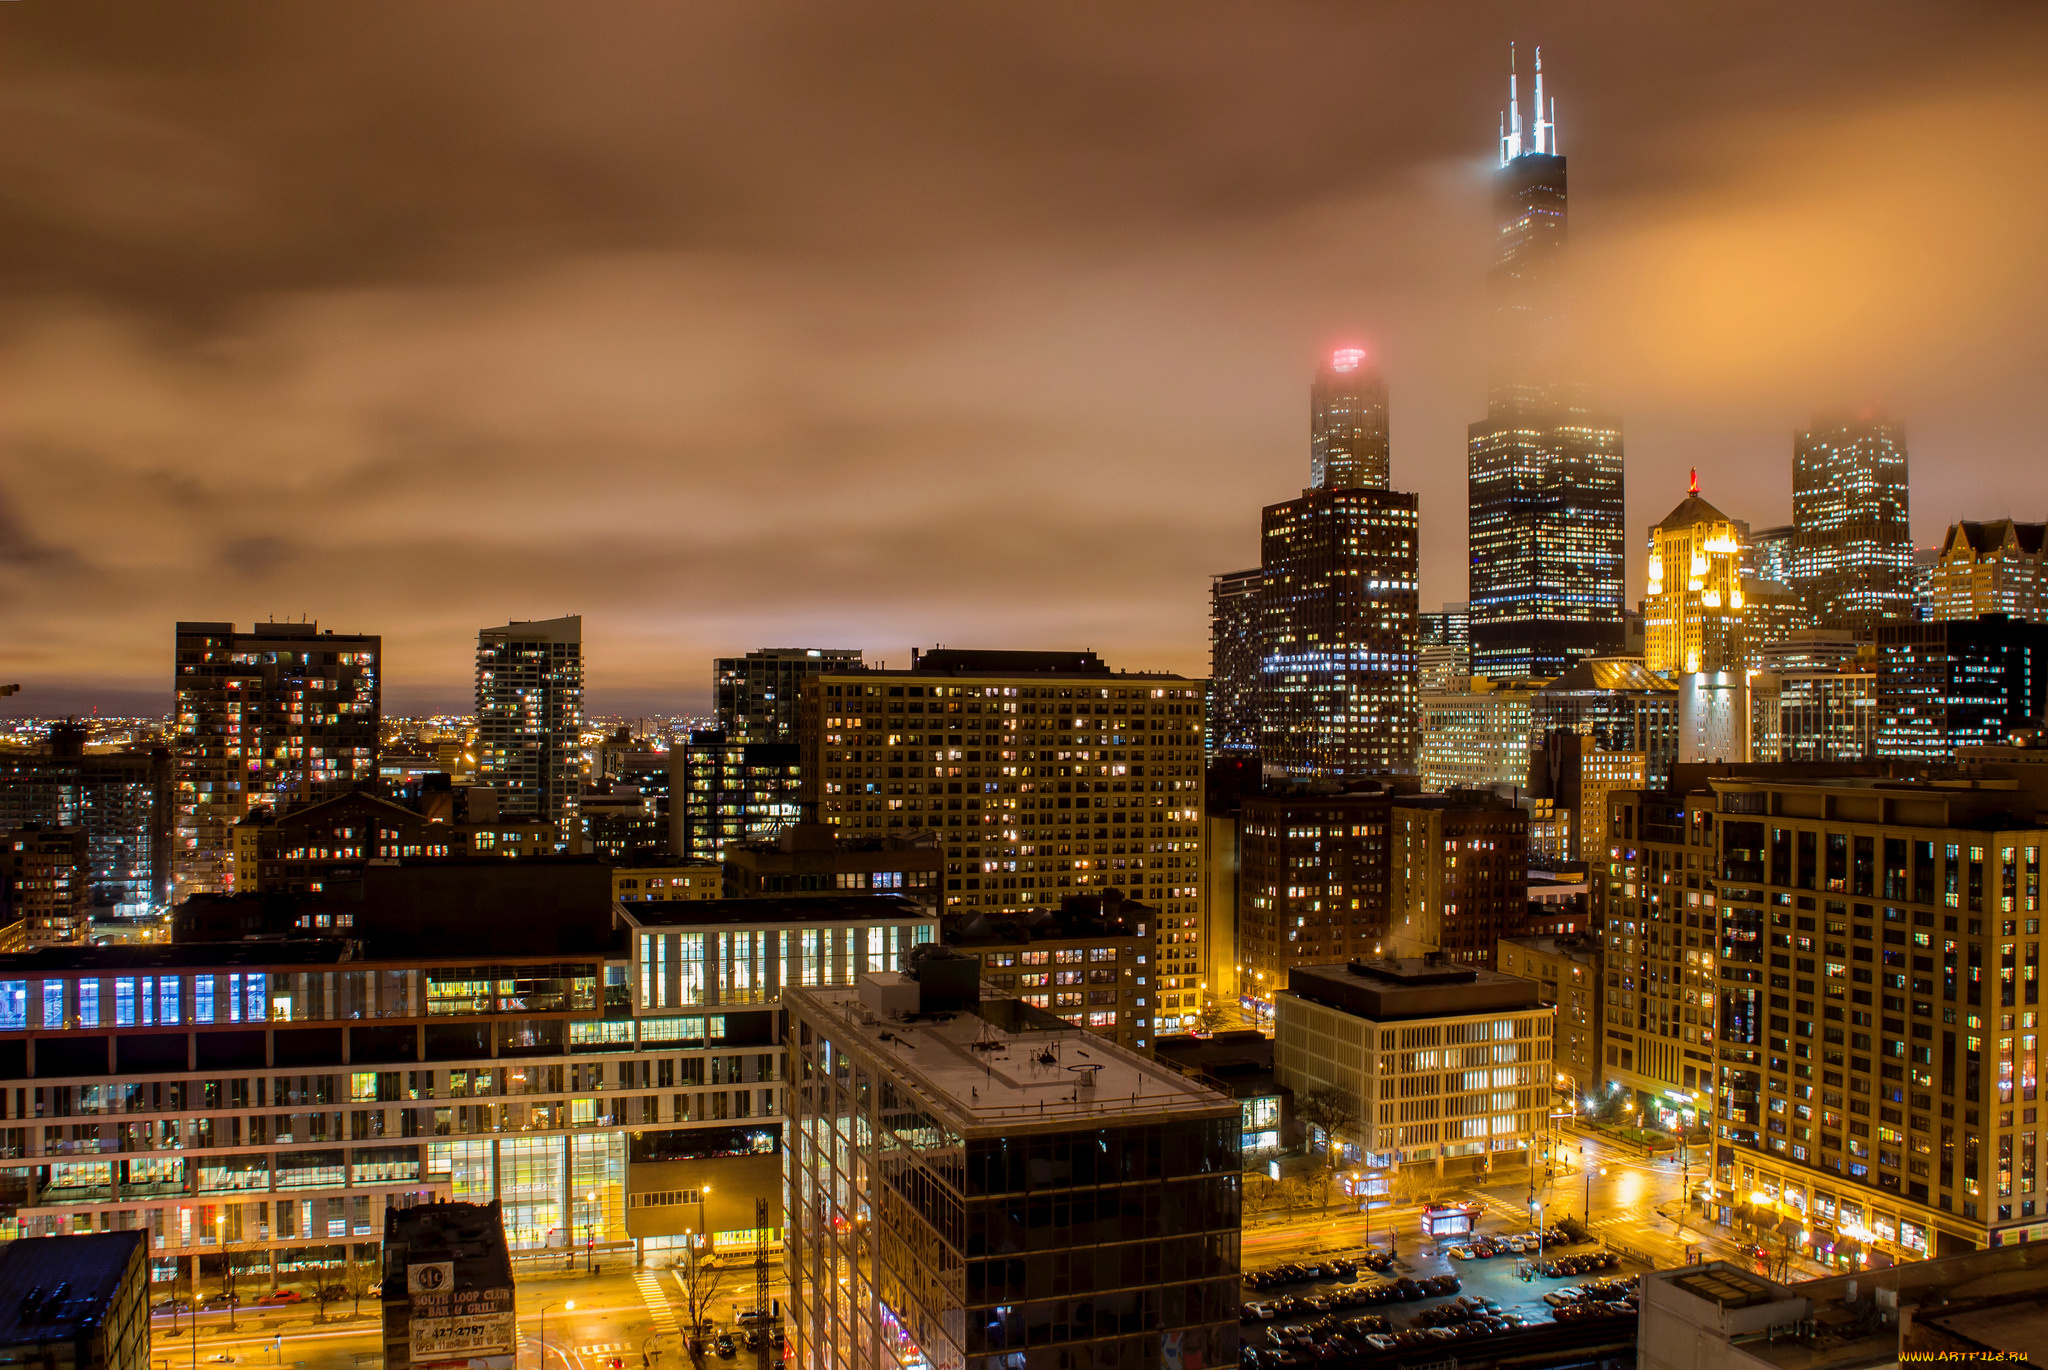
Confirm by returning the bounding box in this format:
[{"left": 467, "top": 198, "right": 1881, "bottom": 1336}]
[
  {"left": 736, "top": 1309, "right": 772, "bottom": 1327},
  {"left": 201, "top": 1293, "right": 241, "bottom": 1310},
  {"left": 714, "top": 1334, "right": 736, "bottom": 1358},
  {"left": 152, "top": 1299, "right": 191, "bottom": 1316},
  {"left": 256, "top": 1290, "right": 302, "bottom": 1306}
]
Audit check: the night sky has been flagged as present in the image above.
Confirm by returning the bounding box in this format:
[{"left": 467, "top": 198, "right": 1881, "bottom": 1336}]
[{"left": 2, "top": 3, "right": 2044, "bottom": 716}]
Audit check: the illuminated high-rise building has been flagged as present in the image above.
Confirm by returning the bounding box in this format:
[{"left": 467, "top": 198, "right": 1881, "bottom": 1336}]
[
  {"left": 1208, "top": 567, "right": 1264, "bottom": 755},
  {"left": 1310, "top": 346, "right": 1390, "bottom": 490},
  {"left": 1467, "top": 48, "right": 1627, "bottom": 680},
  {"left": 1210, "top": 349, "right": 1420, "bottom": 775},
  {"left": 1929, "top": 520, "right": 2047, "bottom": 624},
  {"left": 475, "top": 615, "right": 583, "bottom": 848},
  {"left": 1791, "top": 415, "right": 1913, "bottom": 632},
  {"left": 1644, "top": 471, "right": 1747, "bottom": 676},
  {"left": 1256, "top": 484, "right": 1419, "bottom": 775},
  {"left": 172, "top": 620, "right": 381, "bottom": 897}
]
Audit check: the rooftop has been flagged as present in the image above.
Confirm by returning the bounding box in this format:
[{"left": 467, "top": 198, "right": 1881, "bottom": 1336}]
[
  {"left": 1284, "top": 959, "right": 1547, "bottom": 1023},
  {"left": 791, "top": 977, "right": 1233, "bottom": 1135},
  {"left": 0, "top": 1231, "right": 143, "bottom": 1347},
  {"left": 619, "top": 894, "right": 935, "bottom": 929},
  {"left": 817, "top": 648, "right": 1191, "bottom": 681},
  {"left": 0, "top": 940, "right": 352, "bottom": 974},
  {"left": 1151, "top": 1030, "right": 1282, "bottom": 1100},
  {"left": 1537, "top": 657, "right": 1675, "bottom": 695},
  {"left": 1642, "top": 1243, "right": 2048, "bottom": 1369}
]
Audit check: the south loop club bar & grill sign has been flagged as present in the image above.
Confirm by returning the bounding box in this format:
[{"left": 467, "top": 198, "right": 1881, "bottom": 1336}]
[{"left": 407, "top": 1261, "right": 517, "bottom": 1361}]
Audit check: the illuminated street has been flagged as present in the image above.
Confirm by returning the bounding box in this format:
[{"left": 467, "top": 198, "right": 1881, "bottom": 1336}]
[{"left": 145, "top": 1263, "right": 795, "bottom": 1370}]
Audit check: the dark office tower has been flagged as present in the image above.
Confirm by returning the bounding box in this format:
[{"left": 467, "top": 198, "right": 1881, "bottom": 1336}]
[
  {"left": 714, "top": 648, "right": 862, "bottom": 743},
  {"left": 172, "top": 621, "right": 381, "bottom": 899},
  {"left": 1875, "top": 614, "right": 2048, "bottom": 762},
  {"left": 1310, "top": 346, "right": 1391, "bottom": 490},
  {"left": 1208, "top": 567, "right": 1264, "bottom": 755},
  {"left": 1791, "top": 415, "right": 1914, "bottom": 632},
  {"left": 475, "top": 615, "right": 583, "bottom": 847},
  {"left": 1466, "top": 48, "right": 1626, "bottom": 680},
  {"left": 1257, "top": 487, "right": 1419, "bottom": 775}
]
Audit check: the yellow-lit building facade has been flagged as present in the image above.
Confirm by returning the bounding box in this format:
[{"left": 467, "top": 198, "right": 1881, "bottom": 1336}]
[{"left": 1646, "top": 476, "right": 1748, "bottom": 677}]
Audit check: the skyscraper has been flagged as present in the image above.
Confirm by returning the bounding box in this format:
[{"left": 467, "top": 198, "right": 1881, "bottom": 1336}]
[
  {"left": 1644, "top": 472, "right": 1747, "bottom": 677},
  {"left": 1212, "top": 347, "right": 1421, "bottom": 776},
  {"left": 1256, "top": 485, "right": 1420, "bottom": 774},
  {"left": 1310, "top": 346, "right": 1390, "bottom": 490},
  {"left": 1207, "top": 567, "right": 1264, "bottom": 755},
  {"left": 475, "top": 615, "right": 583, "bottom": 847},
  {"left": 1466, "top": 48, "right": 1627, "bottom": 680},
  {"left": 714, "top": 648, "right": 863, "bottom": 743},
  {"left": 172, "top": 620, "right": 381, "bottom": 897},
  {"left": 1791, "top": 415, "right": 1914, "bottom": 632}
]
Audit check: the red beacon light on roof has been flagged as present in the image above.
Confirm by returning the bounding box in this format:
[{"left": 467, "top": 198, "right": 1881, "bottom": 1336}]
[{"left": 1330, "top": 347, "right": 1366, "bottom": 372}]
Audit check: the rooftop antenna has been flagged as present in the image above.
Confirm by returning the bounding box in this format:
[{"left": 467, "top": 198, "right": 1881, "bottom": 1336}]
[
  {"left": 1689, "top": 467, "right": 1700, "bottom": 496},
  {"left": 1503, "top": 42, "right": 1523, "bottom": 165},
  {"left": 1532, "top": 47, "right": 1553, "bottom": 155}
]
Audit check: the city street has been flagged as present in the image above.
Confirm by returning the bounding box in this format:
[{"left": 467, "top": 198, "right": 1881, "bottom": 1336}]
[
  {"left": 1243, "top": 1122, "right": 1833, "bottom": 1285},
  {"left": 145, "top": 1261, "right": 793, "bottom": 1370}
]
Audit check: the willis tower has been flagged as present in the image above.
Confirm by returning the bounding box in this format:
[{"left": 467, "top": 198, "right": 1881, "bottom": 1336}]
[{"left": 1467, "top": 48, "right": 1626, "bottom": 680}]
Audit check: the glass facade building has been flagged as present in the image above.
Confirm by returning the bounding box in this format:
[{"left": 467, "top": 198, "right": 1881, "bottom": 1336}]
[
  {"left": 0, "top": 897, "right": 936, "bottom": 1287},
  {"left": 1466, "top": 58, "right": 1627, "bottom": 681},
  {"left": 785, "top": 980, "right": 1240, "bottom": 1370}
]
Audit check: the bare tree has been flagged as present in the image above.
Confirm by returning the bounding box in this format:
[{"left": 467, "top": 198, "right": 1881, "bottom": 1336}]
[
  {"left": 1296, "top": 1086, "right": 1359, "bottom": 1168},
  {"left": 348, "top": 1252, "right": 381, "bottom": 1316},
  {"left": 1192, "top": 1001, "right": 1229, "bottom": 1035},
  {"left": 676, "top": 1248, "right": 733, "bottom": 1368}
]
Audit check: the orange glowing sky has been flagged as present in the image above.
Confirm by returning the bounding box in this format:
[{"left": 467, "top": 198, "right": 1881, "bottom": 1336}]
[{"left": 1, "top": 3, "right": 2044, "bottom": 715}]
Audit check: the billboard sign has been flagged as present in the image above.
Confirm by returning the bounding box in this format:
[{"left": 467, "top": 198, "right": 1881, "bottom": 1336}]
[{"left": 407, "top": 1263, "right": 515, "bottom": 1361}]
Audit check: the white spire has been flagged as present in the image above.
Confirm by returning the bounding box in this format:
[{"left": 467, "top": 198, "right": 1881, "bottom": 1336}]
[
  {"left": 1503, "top": 43, "right": 1523, "bottom": 165},
  {"left": 1532, "top": 46, "right": 1549, "bottom": 153}
]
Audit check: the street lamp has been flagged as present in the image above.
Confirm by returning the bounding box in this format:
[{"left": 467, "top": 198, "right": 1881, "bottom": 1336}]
[
  {"left": 539, "top": 1299, "right": 575, "bottom": 1370},
  {"left": 584, "top": 1191, "right": 599, "bottom": 1273},
  {"left": 1583, "top": 1166, "right": 1605, "bottom": 1226}
]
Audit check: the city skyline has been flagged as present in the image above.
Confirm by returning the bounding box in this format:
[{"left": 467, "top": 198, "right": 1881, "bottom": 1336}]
[{"left": 1, "top": 6, "right": 2046, "bottom": 716}]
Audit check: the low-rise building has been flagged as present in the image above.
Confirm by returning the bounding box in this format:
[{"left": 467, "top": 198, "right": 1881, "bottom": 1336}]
[
  {"left": 1153, "top": 1029, "right": 1291, "bottom": 1157},
  {"left": 0, "top": 1230, "right": 149, "bottom": 1370},
  {"left": 380, "top": 1202, "right": 514, "bottom": 1370},
  {"left": 1, "top": 865, "right": 938, "bottom": 1285},
  {"left": 1273, "top": 959, "right": 1552, "bottom": 1184},
  {"left": 1640, "top": 1244, "right": 2048, "bottom": 1370},
  {"left": 721, "top": 822, "right": 940, "bottom": 904}
]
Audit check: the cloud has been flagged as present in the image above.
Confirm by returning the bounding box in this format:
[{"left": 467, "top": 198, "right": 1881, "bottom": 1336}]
[{"left": 0, "top": 1, "right": 2042, "bottom": 717}]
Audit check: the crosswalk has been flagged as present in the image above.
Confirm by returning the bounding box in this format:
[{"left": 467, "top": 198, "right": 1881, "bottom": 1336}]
[
  {"left": 579, "top": 1345, "right": 631, "bottom": 1357},
  {"left": 634, "top": 1270, "right": 680, "bottom": 1335}
]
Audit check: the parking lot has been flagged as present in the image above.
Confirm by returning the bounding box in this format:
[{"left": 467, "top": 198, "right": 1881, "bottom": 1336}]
[{"left": 1238, "top": 1228, "right": 1642, "bottom": 1364}]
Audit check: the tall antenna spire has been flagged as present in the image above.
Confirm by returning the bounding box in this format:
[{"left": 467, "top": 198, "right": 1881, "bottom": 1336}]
[
  {"left": 1532, "top": 46, "right": 1553, "bottom": 154},
  {"left": 1503, "top": 42, "right": 1523, "bottom": 165}
]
